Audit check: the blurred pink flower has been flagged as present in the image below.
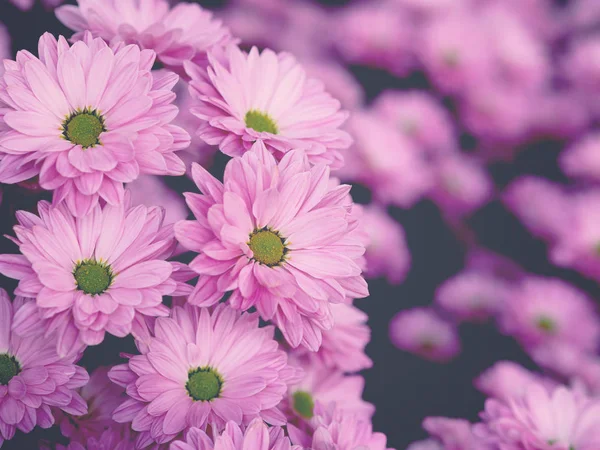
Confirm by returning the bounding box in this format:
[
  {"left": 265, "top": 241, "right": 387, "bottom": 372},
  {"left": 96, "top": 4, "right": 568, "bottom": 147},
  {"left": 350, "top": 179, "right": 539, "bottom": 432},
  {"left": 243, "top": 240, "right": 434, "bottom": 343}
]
[
  {"left": 340, "top": 111, "right": 433, "bottom": 208},
  {"left": 9, "top": 0, "right": 63, "bottom": 10},
  {"left": 389, "top": 308, "right": 460, "bottom": 362},
  {"left": 422, "top": 417, "right": 483, "bottom": 450},
  {"left": 127, "top": 175, "right": 188, "bottom": 226},
  {"left": 185, "top": 45, "right": 351, "bottom": 168},
  {"left": 560, "top": 132, "right": 600, "bottom": 182},
  {"left": 499, "top": 277, "right": 600, "bottom": 352},
  {"left": 56, "top": 0, "right": 233, "bottom": 69},
  {"left": 360, "top": 205, "right": 411, "bottom": 285},
  {"left": 301, "top": 59, "right": 365, "bottom": 110}
]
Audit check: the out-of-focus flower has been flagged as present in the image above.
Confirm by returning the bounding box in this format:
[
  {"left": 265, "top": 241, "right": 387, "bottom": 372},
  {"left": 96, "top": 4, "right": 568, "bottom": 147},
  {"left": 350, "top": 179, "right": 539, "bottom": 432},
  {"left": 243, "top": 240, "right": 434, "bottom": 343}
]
[
  {"left": 372, "top": 91, "right": 455, "bottom": 156},
  {"left": 340, "top": 111, "right": 433, "bottom": 208},
  {"left": 563, "top": 35, "right": 600, "bottom": 116},
  {"left": 286, "top": 357, "right": 374, "bottom": 425},
  {"left": 560, "top": 132, "right": 600, "bottom": 182},
  {"left": 0, "top": 33, "right": 189, "bottom": 217},
  {"left": 175, "top": 142, "right": 367, "bottom": 351},
  {"left": 0, "top": 23, "right": 10, "bottom": 75},
  {"left": 127, "top": 175, "right": 188, "bottom": 226},
  {"left": 428, "top": 154, "right": 494, "bottom": 218},
  {"left": 474, "top": 361, "right": 555, "bottom": 402},
  {"left": 474, "top": 382, "right": 600, "bottom": 450},
  {"left": 44, "top": 427, "right": 137, "bottom": 450},
  {"left": 422, "top": 417, "right": 483, "bottom": 450},
  {"left": 9, "top": 0, "right": 64, "bottom": 11},
  {"left": 56, "top": 0, "right": 233, "bottom": 69},
  {"left": 301, "top": 59, "right": 365, "bottom": 110},
  {"left": 185, "top": 45, "right": 351, "bottom": 168},
  {"left": 333, "top": 2, "right": 415, "bottom": 76},
  {"left": 389, "top": 308, "right": 460, "bottom": 362},
  {"left": 406, "top": 440, "right": 444, "bottom": 450},
  {"left": 0, "top": 198, "right": 189, "bottom": 356},
  {"left": 109, "top": 304, "right": 298, "bottom": 446},
  {"left": 0, "top": 290, "right": 89, "bottom": 448},
  {"left": 435, "top": 271, "right": 510, "bottom": 322},
  {"left": 55, "top": 367, "right": 126, "bottom": 441},
  {"left": 290, "top": 402, "right": 393, "bottom": 450},
  {"left": 499, "top": 277, "right": 600, "bottom": 352},
  {"left": 360, "top": 205, "right": 410, "bottom": 285},
  {"left": 502, "top": 176, "right": 569, "bottom": 242},
  {"left": 170, "top": 419, "right": 300, "bottom": 450}
]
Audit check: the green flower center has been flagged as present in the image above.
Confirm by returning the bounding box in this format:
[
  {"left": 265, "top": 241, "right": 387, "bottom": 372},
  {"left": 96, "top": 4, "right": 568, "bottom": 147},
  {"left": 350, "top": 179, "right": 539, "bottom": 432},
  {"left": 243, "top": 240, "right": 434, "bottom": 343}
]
[
  {"left": 63, "top": 109, "right": 106, "bottom": 148},
  {"left": 73, "top": 260, "right": 113, "bottom": 296},
  {"left": 0, "top": 354, "right": 20, "bottom": 385},
  {"left": 186, "top": 367, "right": 222, "bottom": 401},
  {"left": 536, "top": 316, "right": 556, "bottom": 334},
  {"left": 248, "top": 229, "right": 286, "bottom": 267},
  {"left": 245, "top": 110, "right": 278, "bottom": 134},
  {"left": 292, "top": 390, "right": 315, "bottom": 419}
]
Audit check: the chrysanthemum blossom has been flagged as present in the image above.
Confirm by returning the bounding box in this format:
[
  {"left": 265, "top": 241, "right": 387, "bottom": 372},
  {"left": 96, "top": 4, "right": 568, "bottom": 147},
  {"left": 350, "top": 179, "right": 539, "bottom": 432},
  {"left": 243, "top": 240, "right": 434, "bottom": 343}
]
[
  {"left": 0, "top": 32, "right": 189, "bottom": 217},
  {"left": 55, "top": 366, "right": 126, "bottom": 441},
  {"left": 291, "top": 402, "right": 394, "bottom": 450},
  {"left": 0, "top": 198, "right": 190, "bottom": 356},
  {"left": 175, "top": 141, "right": 368, "bottom": 351},
  {"left": 109, "top": 304, "right": 298, "bottom": 447},
  {"left": 170, "top": 419, "right": 301, "bottom": 450},
  {"left": 475, "top": 382, "right": 600, "bottom": 450},
  {"left": 360, "top": 205, "right": 411, "bottom": 285},
  {"left": 499, "top": 277, "right": 600, "bottom": 352},
  {"left": 56, "top": 0, "right": 233, "bottom": 69},
  {"left": 285, "top": 357, "right": 374, "bottom": 427},
  {"left": 389, "top": 308, "right": 460, "bottom": 362},
  {"left": 185, "top": 45, "right": 351, "bottom": 168},
  {"left": 296, "top": 303, "right": 372, "bottom": 373},
  {"left": 0, "top": 290, "right": 89, "bottom": 448}
]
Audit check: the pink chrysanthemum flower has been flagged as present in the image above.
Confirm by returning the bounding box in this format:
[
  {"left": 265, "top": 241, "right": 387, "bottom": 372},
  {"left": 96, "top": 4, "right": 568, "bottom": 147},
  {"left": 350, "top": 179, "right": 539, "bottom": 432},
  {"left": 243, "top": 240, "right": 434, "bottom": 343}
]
[
  {"left": 0, "top": 198, "right": 191, "bottom": 356},
  {"left": 361, "top": 205, "right": 411, "bottom": 285},
  {"left": 109, "top": 304, "right": 298, "bottom": 447},
  {"left": 285, "top": 357, "right": 374, "bottom": 427},
  {"left": 170, "top": 419, "right": 301, "bottom": 450},
  {"left": 389, "top": 308, "right": 460, "bottom": 362},
  {"left": 55, "top": 366, "right": 126, "bottom": 441},
  {"left": 499, "top": 277, "right": 600, "bottom": 352},
  {"left": 0, "top": 32, "right": 189, "bottom": 217},
  {"left": 435, "top": 270, "right": 510, "bottom": 322},
  {"left": 175, "top": 141, "right": 368, "bottom": 351},
  {"left": 296, "top": 303, "right": 372, "bottom": 373},
  {"left": 56, "top": 0, "right": 233, "bottom": 69},
  {"left": 474, "top": 382, "right": 600, "bottom": 450},
  {"left": 291, "top": 402, "right": 394, "bottom": 450},
  {"left": 0, "top": 290, "right": 89, "bottom": 448},
  {"left": 185, "top": 45, "right": 352, "bottom": 168},
  {"left": 8, "top": 0, "right": 64, "bottom": 11}
]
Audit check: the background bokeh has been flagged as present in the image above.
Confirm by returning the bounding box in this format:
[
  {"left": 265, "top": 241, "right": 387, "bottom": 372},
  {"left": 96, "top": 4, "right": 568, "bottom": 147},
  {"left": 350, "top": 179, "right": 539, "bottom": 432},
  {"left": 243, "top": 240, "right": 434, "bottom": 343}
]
[{"left": 1, "top": 1, "right": 599, "bottom": 449}]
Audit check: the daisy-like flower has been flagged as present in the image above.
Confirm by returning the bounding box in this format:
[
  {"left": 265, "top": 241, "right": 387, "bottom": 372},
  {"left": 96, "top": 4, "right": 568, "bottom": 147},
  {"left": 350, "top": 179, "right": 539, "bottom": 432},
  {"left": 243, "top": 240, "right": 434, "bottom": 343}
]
[
  {"left": 175, "top": 141, "right": 368, "bottom": 351},
  {"left": 389, "top": 308, "right": 460, "bottom": 362},
  {"left": 0, "top": 290, "right": 89, "bottom": 448},
  {"left": 474, "top": 382, "right": 600, "bottom": 450},
  {"left": 56, "top": 0, "right": 233, "bottom": 70},
  {"left": 109, "top": 303, "right": 298, "bottom": 447},
  {"left": 0, "top": 198, "right": 190, "bottom": 356},
  {"left": 55, "top": 366, "right": 127, "bottom": 441},
  {"left": 0, "top": 32, "right": 189, "bottom": 217},
  {"left": 499, "top": 276, "right": 600, "bottom": 352},
  {"left": 291, "top": 402, "right": 394, "bottom": 450},
  {"left": 170, "top": 419, "right": 301, "bottom": 450},
  {"left": 185, "top": 45, "right": 352, "bottom": 168}
]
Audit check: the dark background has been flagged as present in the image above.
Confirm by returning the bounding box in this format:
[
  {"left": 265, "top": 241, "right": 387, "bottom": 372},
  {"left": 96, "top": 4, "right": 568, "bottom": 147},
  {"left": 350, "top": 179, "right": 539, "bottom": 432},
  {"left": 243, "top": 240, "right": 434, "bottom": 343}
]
[{"left": 0, "top": 1, "right": 597, "bottom": 449}]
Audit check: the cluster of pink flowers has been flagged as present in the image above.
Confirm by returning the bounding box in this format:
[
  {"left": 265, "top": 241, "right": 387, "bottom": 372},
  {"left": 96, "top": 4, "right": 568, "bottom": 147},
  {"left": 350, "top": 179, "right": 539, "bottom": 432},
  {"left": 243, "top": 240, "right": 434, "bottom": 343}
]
[{"left": 2, "top": 0, "right": 600, "bottom": 449}]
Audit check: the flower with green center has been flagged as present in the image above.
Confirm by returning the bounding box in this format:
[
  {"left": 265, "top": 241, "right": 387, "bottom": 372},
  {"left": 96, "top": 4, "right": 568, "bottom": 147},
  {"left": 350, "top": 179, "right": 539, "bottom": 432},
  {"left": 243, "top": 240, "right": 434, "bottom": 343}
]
[
  {"left": 536, "top": 316, "right": 557, "bottom": 334},
  {"left": 292, "top": 390, "right": 314, "bottom": 419},
  {"left": 186, "top": 367, "right": 222, "bottom": 401},
  {"left": 245, "top": 110, "right": 279, "bottom": 134},
  {"left": 73, "top": 259, "right": 113, "bottom": 296},
  {"left": 62, "top": 109, "right": 106, "bottom": 149},
  {"left": 0, "top": 353, "right": 20, "bottom": 385},
  {"left": 248, "top": 229, "right": 286, "bottom": 267}
]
